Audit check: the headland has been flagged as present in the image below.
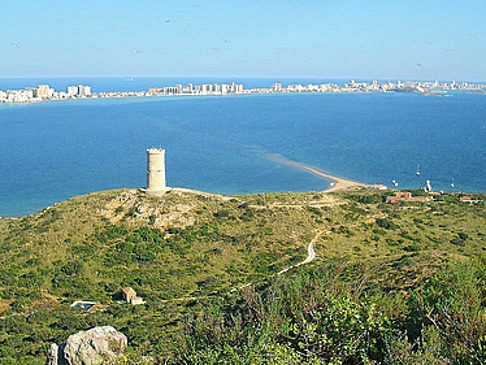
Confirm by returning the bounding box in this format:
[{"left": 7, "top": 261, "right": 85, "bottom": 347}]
[{"left": 0, "top": 185, "right": 484, "bottom": 363}]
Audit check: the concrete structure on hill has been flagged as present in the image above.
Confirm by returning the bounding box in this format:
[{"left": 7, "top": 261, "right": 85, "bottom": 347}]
[
  {"left": 70, "top": 300, "right": 97, "bottom": 312},
  {"left": 122, "top": 287, "right": 136, "bottom": 303},
  {"left": 146, "top": 148, "right": 166, "bottom": 193},
  {"left": 122, "top": 287, "right": 145, "bottom": 305}
]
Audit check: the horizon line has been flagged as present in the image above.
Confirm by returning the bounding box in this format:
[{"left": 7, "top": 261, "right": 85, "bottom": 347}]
[{"left": 0, "top": 75, "right": 485, "bottom": 84}]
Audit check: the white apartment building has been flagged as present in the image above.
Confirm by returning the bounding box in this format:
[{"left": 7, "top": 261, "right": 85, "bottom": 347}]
[
  {"left": 77, "top": 85, "right": 91, "bottom": 96},
  {"left": 67, "top": 85, "right": 78, "bottom": 96}
]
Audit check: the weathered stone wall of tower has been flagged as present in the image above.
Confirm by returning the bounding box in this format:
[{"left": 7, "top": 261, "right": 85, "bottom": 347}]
[{"left": 146, "top": 148, "right": 166, "bottom": 192}]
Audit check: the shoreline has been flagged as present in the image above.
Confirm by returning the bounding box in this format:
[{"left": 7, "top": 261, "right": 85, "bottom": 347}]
[
  {"left": 264, "top": 152, "right": 368, "bottom": 192},
  {"left": 3, "top": 89, "right": 482, "bottom": 106},
  {"left": 3, "top": 78, "right": 484, "bottom": 106},
  {"left": 0, "top": 90, "right": 411, "bottom": 106}
]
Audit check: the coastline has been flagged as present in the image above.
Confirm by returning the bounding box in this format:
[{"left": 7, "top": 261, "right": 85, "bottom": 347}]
[
  {"left": 3, "top": 88, "right": 482, "bottom": 106},
  {"left": 265, "top": 152, "right": 368, "bottom": 192},
  {"left": 2, "top": 78, "right": 484, "bottom": 105}
]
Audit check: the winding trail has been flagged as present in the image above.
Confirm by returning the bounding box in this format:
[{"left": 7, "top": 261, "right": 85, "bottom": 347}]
[
  {"left": 160, "top": 230, "right": 324, "bottom": 303},
  {"left": 276, "top": 230, "right": 323, "bottom": 275}
]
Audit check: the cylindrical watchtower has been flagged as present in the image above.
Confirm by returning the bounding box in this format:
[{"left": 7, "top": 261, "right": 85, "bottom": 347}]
[{"left": 146, "top": 148, "right": 166, "bottom": 192}]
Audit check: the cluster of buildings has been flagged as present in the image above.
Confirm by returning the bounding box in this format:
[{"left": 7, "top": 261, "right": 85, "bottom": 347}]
[
  {"left": 67, "top": 84, "right": 92, "bottom": 97},
  {"left": 268, "top": 79, "right": 485, "bottom": 94},
  {"left": 96, "top": 90, "right": 149, "bottom": 98},
  {"left": 0, "top": 84, "right": 91, "bottom": 104},
  {"left": 70, "top": 286, "right": 145, "bottom": 313},
  {"left": 145, "top": 79, "right": 484, "bottom": 96},
  {"left": 148, "top": 82, "right": 244, "bottom": 96},
  {"left": 384, "top": 191, "right": 482, "bottom": 204},
  {"left": 1, "top": 79, "right": 485, "bottom": 104}
]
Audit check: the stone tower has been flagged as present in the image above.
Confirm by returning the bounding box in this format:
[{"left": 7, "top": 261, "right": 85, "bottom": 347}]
[{"left": 146, "top": 148, "right": 166, "bottom": 192}]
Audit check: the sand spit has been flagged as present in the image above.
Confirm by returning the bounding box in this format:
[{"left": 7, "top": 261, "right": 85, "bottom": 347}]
[{"left": 265, "top": 152, "right": 368, "bottom": 192}]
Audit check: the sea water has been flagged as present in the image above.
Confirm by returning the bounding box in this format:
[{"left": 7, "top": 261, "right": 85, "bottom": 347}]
[{"left": 1, "top": 81, "right": 485, "bottom": 216}]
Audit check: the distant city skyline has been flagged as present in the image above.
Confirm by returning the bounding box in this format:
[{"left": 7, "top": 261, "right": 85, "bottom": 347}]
[
  {"left": 1, "top": 1, "right": 485, "bottom": 81},
  {"left": 3, "top": 79, "right": 483, "bottom": 104}
]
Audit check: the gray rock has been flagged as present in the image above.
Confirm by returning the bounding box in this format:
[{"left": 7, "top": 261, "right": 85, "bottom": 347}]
[{"left": 46, "top": 326, "right": 127, "bottom": 365}]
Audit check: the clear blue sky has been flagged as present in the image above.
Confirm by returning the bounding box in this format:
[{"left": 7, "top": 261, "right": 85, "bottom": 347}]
[{"left": 1, "top": 0, "right": 485, "bottom": 81}]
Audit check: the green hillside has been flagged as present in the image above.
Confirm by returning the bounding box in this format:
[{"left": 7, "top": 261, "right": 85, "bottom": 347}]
[{"left": 0, "top": 188, "right": 484, "bottom": 364}]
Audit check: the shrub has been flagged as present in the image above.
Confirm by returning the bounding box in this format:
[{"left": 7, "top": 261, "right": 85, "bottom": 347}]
[
  {"left": 376, "top": 218, "right": 397, "bottom": 230},
  {"left": 451, "top": 238, "right": 466, "bottom": 246},
  {"left": 213, "top": 209, "right": 231, "bottom": 219},
  {"left": 348, "top": 194, "right": 381, "bottom": 204},
  {"left": 408, "top": 261, "right": 486, "bottom": 361},
  {"left": 61, "top": 261, "right": 83, "bottom": 276},
  {"left": 306, "top": 206, "right": 322, "bottom": 216},
  {"left": 182, "top": 265, "right": 396, "bottom": 364}
]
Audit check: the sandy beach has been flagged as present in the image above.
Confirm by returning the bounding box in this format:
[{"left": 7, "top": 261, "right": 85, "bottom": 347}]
[{"left": 265, "top": 152, "right": 368, "bottom": 192}]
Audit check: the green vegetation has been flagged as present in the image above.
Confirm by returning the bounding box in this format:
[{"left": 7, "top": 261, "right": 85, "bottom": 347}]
[
  {"left": 0, "top": 188, "right": 484, "bottom": 364},
  {"left": 180, "top": 260, "right": 485, "bottom": 364}
]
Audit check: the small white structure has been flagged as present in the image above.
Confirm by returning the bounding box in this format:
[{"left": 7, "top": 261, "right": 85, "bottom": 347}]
[{"left": 371, "top": 184, "right": 388, "bottom": 190}]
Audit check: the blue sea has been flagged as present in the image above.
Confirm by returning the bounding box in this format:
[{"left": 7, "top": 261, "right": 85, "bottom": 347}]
[{"left": 1, "top": 78, "right": 485, "bottom": 217}]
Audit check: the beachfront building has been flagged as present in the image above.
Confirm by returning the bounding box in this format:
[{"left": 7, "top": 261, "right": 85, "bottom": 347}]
[
  {"left": 36, "top": 85, "right": 51, "bottom": 99},
  {"left": 78, "top": 85, "right": 92, "bottom": 96},
  {"left": 67, "top": 85, "right": 78, "bottom": 96}
]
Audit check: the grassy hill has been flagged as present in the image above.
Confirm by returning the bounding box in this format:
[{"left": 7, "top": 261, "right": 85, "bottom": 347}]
[{"left": 0, "top": 188, "right": 484, "bottom": 364}]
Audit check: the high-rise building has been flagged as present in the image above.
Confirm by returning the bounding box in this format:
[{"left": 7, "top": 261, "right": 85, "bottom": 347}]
[
  {"left": 77, "top": 85, "right": 91, "bottom": 96},
  {"left": 36, "top": 85, "right": 50, "bottom": 99},
  {"left": 271, "top": 83, "right": 282, "bottom": 92},
  {"left": 67, "top": 86, "right": 78, "bottom": 96}
]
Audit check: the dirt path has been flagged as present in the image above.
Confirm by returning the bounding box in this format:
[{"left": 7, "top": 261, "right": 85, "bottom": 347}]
[
  {"left": 277, "top": 230, "right": 323, "bottom": 274},
  {"left": 231, "top": 229, "right": 324, "bottom": 289},
  {"left": 160, "top": 230, "right": 324, "bottom": 303},
  {"left": 265, "top": 152, "right": 368, "bottom": 191}
]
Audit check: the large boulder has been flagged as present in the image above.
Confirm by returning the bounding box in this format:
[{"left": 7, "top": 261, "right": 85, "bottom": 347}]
[{"left": 46, "top": 326, "right": 127, "bottom": 365}]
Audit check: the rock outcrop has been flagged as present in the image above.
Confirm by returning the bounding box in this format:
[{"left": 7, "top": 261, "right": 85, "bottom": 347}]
[
  {"left": 46, "top": 326, "right": 127, "bottom": 365},
  {"left": 46, "top": 344, "right": 60, "bottom": 365}
]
